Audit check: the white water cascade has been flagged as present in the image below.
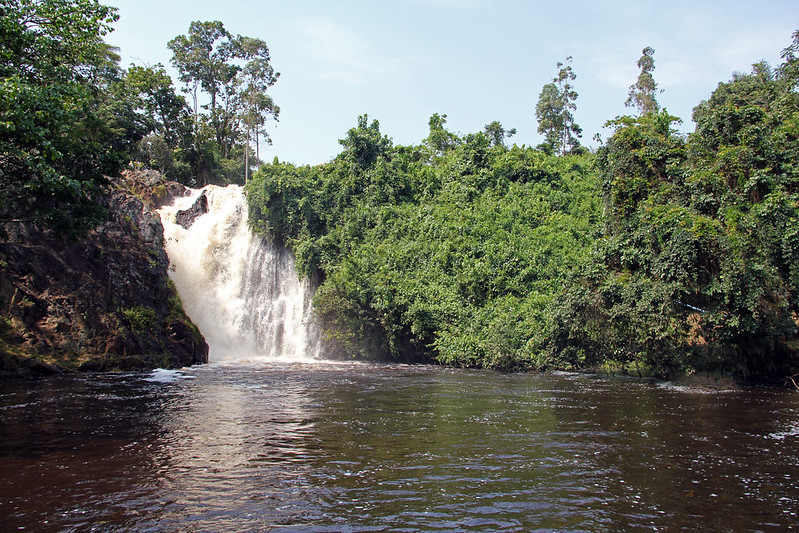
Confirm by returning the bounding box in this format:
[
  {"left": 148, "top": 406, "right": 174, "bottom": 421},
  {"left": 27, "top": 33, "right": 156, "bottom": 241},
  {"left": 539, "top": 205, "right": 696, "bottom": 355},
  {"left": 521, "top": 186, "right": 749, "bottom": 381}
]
[{"left": 158, "top": 185, "right": 322, "bottom": 363}]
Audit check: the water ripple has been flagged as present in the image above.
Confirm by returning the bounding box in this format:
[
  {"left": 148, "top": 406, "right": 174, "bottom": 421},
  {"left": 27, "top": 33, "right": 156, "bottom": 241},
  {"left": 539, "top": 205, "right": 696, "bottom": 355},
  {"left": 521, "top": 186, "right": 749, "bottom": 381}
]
[{"left": 1, "top": 365, "right": 798, "bottom": 531}]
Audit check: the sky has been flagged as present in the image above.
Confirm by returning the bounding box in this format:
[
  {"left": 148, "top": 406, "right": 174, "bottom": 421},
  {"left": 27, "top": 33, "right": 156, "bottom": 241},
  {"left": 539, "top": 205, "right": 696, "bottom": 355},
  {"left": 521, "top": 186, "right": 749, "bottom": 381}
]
[{"left": 106, "top": 0, "right": 798, "bottom": 166}]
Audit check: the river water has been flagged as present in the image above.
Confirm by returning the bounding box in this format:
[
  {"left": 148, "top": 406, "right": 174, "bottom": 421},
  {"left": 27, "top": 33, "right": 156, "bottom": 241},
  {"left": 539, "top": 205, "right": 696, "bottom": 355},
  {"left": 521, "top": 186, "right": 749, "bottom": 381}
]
[{"left": 1, "top": 362, "right": 797, "bottom": 531}]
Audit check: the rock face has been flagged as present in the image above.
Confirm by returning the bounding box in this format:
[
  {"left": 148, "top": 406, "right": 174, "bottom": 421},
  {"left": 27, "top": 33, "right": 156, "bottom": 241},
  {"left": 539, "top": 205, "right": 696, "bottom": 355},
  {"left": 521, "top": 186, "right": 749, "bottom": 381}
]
[
  {"left": 176, "top": 191, "right": 208, "bottom": 229},
  {"left": 0, "top": 170, "right": 209, "bottom": 376}
]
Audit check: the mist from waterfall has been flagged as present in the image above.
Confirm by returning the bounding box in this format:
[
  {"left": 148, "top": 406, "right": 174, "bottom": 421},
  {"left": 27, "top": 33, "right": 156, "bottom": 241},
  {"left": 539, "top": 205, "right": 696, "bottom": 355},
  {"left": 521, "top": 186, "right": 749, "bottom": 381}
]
[{"left": 158, "top": 185, "right": 322, "bottom": 363}]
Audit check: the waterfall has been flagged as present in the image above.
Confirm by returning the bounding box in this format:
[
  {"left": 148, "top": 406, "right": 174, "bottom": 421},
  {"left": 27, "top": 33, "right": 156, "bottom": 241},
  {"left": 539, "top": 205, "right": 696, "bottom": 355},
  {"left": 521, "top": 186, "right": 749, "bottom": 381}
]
[{"left": 158, "top": 185, "right": 322, "bottom": 363}]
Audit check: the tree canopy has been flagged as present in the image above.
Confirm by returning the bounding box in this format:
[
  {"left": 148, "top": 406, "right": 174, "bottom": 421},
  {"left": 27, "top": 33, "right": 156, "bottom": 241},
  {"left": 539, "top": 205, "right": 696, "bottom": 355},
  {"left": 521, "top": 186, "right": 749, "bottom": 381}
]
[
  {"left": 246, "top": 114, "right": 601, "bottom": 368},
  {"left": 247, "top": 34, "right": 799, "bottom": 380},
  {"left": 0, "top": 0, "right": 125, "bottom": 236},
  {"left": 625, "top": 46, "right": 660, "bottom": 115},
  {"left": 552, "top": 38, "right": 799, "bottom": 379},
  {"left": 0, "top": 8, "right": 282, "bottom": 237},
  {"left": 167, "top": 20, "right": 280, "bottom": 185},
  {"left": 535, "top": 57, "right": 582, "bottom": 155}
]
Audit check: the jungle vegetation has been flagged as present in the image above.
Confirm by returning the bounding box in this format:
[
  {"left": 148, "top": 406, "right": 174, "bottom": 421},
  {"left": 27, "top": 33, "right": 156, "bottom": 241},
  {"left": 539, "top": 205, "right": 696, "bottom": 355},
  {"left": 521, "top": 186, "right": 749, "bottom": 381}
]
[
  {"left": 247, "top": 39, "right": 799, "bottom": 380},
  {"left": 2, "top": 0, "right": 797, "bottom": 379},
  {"left": 0, "top": 0, "right": 279, "bottom": 239}
]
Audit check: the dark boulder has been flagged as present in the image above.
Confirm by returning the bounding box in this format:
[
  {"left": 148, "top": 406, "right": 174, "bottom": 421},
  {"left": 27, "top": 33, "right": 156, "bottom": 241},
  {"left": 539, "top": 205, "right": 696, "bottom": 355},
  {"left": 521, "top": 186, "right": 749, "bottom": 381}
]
[{"left": 176, "top": 191, "right": 208, "bottom": 229}]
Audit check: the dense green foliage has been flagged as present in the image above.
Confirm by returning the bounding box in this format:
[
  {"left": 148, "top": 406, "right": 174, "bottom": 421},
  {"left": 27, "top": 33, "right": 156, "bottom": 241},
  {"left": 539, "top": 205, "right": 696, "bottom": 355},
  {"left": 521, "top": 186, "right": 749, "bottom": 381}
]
[
  {"left": 247, "top": 34, "right": 799, "bottom": 379},
  {"left": 552, "top": 39, "right": 799, "bottom": 379},
  {"left": 0, "top": 3, "right": 278, "bottom": 235},
  {"left": 3, "top": 1, "right": 796, "bottom": 379},
  {"left": 247, "top": 115, "right": 601, "bottom": 369},
  {"left": 0, "top": 0, "right": 126, "bottom": 236}
]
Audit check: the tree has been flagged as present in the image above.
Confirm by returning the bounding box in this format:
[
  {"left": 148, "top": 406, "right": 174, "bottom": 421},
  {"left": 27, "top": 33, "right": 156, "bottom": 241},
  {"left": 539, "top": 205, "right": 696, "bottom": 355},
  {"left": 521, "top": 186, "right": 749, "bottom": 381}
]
[
  {"left": 168, "top": 20, "right": 240, "bottom": 184},
  {"left": 237, "top": 36, "right": 280, "bottom": 182},
  {"left": 535, "top": 82, "right": 563, "bottom": 153},
  {"left": 124, "top": 64, "right": 195, "bottom": 181},
  {"left": 536, "top": 57, "right": 582, "bottom": 155},
  {"left": 168, "top": 21, "right": 280, "bottom": 185},
  {"left": 240, "top": 85, "right": 274, "bottom": 181},
  {"left": 424, "top": 113, "right": 459, "bottom": 157},
  {"left": 483, "top": 121, "right": 517, "bottom": 148},
  {"left": 167, "top": 21, "right": 234, "bottom": 118},
  {"left": 338, "top": 115, "right": 392, "bottom": 171},
  {"left": 625, "top": 46, "right": 660, "bottom": 115},
  {"left": 125, "top": 64, "right": 191, "bottom": 148},
  {"left": 779, "top": 29, "right": 799, "bottom": 84},
  {"left": 0, "top": 0, "right": 128, "bottom": 236},
  {"left": 553, "top": 35, "right": 799, "bottom": 380},
  {"left": 685, "top": 51, "right": 799, "bottom": 377}
]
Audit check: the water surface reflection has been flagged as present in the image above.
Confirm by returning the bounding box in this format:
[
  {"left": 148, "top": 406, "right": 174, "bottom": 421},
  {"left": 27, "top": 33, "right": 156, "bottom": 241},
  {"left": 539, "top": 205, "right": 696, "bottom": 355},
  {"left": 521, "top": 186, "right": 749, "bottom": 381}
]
[{"left": 1, "top": 363, "right": 797, "bottom": 531}]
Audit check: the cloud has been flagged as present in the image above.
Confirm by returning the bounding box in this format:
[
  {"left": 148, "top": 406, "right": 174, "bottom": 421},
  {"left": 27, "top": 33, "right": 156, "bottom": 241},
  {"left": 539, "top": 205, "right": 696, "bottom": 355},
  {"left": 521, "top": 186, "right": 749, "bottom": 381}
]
[
  {"left": 656, "top": 28, "right": 791, "bottom": 91},
  {"left": 296, "top": 18, "right": 429, "bottom": 85},
  {"left": 583, "top": 22, "right": 792, "bottom": 96},
  {"left": 585, "top": 46, "right": 641, "bottom": 90},
  {"left": 709, "top": 29, "right": 791, "bottom": 72}
]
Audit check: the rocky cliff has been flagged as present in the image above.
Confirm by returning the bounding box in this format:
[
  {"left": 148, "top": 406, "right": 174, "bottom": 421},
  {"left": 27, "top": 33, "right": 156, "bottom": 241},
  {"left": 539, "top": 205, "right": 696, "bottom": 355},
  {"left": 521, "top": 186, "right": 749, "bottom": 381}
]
[{"left": 0, "top": 170, "right": 209, "bottom": 376}]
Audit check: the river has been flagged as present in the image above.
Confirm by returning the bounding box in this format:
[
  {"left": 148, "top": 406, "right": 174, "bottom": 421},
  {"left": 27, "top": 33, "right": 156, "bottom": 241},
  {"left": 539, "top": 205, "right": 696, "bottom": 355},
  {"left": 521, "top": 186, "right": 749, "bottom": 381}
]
[
  {"left": 1, "top": 362, "right": 797, "bottom": 531},
  {"left": 4, "top": 185, "right": 795, "bottom": 531}
]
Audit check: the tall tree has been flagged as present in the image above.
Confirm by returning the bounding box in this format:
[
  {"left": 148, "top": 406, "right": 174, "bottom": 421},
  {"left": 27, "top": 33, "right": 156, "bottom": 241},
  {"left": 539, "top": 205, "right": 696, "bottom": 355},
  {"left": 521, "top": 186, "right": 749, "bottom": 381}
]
[
  {"left": 536, "top": 57, "right": 582, "bottom": 155},
  {"left": 625, "top": 46, "right": 660, "bottom": 115},
  {"left": 168, "top": 21, "right": 279, "bottom": 184},
  {"left": 535, "top": 82, "right": 563, "bottom": 153},
  {"left": 168, "top": 20, "right": 240, "bottom": 166},
  {"left": 0, "top": 0, "right": 130, "bottom": 236},
  {"left": 167, "top": 21, "right": 234, "bottom": 117},
  {"left": 237, "top": 36, "right": 280, "bottom": 181}
]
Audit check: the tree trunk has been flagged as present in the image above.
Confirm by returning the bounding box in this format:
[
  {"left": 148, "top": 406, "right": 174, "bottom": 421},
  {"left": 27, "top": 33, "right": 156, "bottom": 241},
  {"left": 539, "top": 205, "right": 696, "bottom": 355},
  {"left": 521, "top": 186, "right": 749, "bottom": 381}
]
[{"left": 245, "top": 125, "right": 250, "bottom": 184}]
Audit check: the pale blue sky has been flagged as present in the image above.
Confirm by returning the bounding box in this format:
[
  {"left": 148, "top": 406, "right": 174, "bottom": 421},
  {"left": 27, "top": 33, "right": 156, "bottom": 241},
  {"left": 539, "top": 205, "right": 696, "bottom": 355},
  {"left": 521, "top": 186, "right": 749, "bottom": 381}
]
[{"left": 107, "top": 0, "right": 798, "bottom": 165}]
